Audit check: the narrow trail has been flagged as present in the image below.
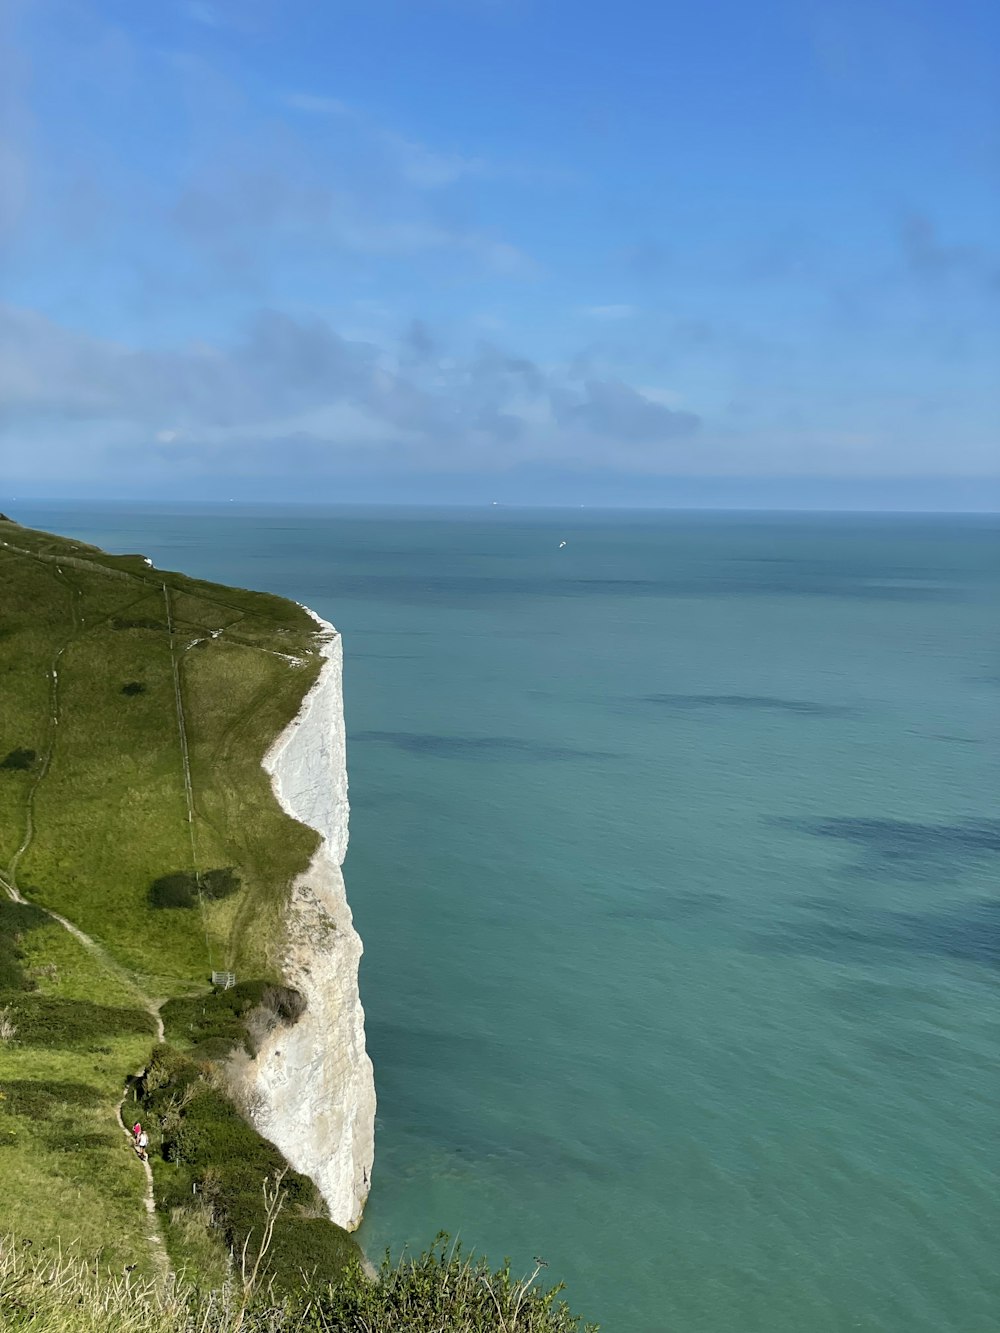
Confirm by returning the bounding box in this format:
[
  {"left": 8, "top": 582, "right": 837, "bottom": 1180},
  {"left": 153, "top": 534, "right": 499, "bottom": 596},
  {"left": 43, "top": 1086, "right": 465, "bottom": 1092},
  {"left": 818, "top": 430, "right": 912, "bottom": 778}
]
[
  {"left": 0, "top": 865, "right": 173, "bottom": 1284},
  {"left": 0, "top": 564, "right": 173, "bottom": 1285},
  {"left": 163, "top": 583, "right": 198, "bottom": 858},
  {"left": 115, "top": 1010, "right": 170, "bottom": 1285},
  {"left": 7, "top": 566, "right": 79, "bottom": 888},
  {"left": 163, "top": 583, "right": 216, "bottom": 974},
  {"left": 0, "top": 866, "right": 173, "bottom": 1284}
]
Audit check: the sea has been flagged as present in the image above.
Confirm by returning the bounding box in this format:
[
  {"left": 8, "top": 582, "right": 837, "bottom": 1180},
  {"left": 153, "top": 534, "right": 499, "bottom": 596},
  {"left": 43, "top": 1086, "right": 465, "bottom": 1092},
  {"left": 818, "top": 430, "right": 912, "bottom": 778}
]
[{"left": 14, "top": 502, "right": 999, "bottom": 1333}]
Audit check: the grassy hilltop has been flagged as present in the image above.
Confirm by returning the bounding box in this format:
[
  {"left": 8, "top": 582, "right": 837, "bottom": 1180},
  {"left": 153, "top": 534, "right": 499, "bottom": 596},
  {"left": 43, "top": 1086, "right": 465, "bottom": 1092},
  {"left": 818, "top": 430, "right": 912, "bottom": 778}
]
[{"left": 0, "top": 515, "right": 342, "bottom": 1278}]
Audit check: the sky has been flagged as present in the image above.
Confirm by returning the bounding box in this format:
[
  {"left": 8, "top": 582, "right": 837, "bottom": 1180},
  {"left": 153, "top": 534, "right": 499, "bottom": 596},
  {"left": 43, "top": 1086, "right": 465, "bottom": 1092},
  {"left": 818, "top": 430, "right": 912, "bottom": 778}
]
[{"left": 1, "top": 0, "right": 998, "bottom": 508}]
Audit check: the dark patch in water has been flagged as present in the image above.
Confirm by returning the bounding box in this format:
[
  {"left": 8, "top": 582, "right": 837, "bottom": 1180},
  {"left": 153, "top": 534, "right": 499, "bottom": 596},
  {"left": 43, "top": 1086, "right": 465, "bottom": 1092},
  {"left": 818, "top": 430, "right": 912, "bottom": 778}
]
[
  {"left": 823, "top": 976, "right": 949, "bottom": 1018},
  {"left": 779, "top": 816, "right": 1000, "bottom": 882},
  {"left": 353, "top": 628, "right": 435, "bottom": 637},
  {"left": 640, "top": 693, "right": 853, "bottom": 717},
  {"left": 365, "top": 1020, "right": 632, "bottom": 1180},
  {"left": 316, "top": 570, "right": 963, "bottom": 608},
  {"left": 352, "top": 730, "right": 612, "bottom": 761},
  {"left": 758, "top": 896, "right": 1000, "bottom": 969}
]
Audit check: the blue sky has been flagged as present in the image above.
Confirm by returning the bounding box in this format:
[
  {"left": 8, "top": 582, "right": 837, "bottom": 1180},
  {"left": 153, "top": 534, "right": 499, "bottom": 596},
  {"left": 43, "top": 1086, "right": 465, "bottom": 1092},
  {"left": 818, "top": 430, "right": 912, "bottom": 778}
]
[{"left": 1, "top": 0, "right": 998, "bottom": 507}]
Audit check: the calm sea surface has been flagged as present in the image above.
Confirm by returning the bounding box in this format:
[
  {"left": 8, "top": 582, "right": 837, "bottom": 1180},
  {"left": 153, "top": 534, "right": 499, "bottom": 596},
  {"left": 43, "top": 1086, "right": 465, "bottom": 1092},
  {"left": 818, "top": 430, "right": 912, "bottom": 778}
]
[{"left": 15, "top": 503, "right": 999, "bottom": 1333}]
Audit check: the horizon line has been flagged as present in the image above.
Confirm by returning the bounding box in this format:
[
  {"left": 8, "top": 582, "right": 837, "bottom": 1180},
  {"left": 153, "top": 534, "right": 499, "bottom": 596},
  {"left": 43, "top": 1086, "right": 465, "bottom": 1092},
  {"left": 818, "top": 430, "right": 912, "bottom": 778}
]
[{"left": 7, "top": 497, "right": 999, "bottom": 518}]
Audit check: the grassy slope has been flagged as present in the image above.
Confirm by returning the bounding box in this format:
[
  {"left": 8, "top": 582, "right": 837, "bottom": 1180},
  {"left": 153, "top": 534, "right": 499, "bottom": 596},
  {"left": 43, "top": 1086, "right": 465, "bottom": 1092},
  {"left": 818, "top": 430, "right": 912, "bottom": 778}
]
[
  {"left": 0, "top": 517, "right": 329, "bottom": 1273},
  {"left": 0, "top": 906, "right": 156, "bottom": 1270}
]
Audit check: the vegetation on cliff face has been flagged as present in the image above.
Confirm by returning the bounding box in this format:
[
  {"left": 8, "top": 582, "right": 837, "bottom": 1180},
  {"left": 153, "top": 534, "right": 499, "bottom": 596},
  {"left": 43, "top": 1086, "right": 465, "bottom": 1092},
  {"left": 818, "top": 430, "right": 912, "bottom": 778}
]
[{"left": 133, "top": 1042, "right": 361, "bottom": 1290}]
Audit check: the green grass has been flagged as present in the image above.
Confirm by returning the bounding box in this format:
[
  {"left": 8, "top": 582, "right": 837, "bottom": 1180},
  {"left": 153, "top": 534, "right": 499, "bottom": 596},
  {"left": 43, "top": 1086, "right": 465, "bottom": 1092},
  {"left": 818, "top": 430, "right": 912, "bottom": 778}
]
[
  {"left": 1, "top": 515, "right": 323, "bottom": 985},
  {"left": 0, "top": 516, "right": 332, "bottom": 1274},
  {"left": 0, "top": 912, "right": 157, "bottom": 1272}
]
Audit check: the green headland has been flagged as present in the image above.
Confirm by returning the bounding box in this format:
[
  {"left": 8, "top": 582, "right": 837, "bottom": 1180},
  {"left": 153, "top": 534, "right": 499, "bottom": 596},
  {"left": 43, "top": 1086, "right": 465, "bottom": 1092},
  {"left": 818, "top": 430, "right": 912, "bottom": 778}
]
[
  {"left": 0, "top": 516, "right": 596, "bottom": 1331},
  {"left": 0, "top": 514, "right": 350, "bottom": 1279}
]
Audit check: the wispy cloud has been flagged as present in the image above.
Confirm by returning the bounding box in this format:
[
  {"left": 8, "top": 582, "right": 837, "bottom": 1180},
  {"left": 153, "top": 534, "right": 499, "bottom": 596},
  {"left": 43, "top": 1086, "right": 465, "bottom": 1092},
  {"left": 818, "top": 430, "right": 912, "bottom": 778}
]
[
  {"left": 379, "top": 131, "right": 486, "bottom": 188},
  {"left": 283, "top": 91, "right": 352, "bottom": 116},
  {"left": 899, "top": 213, "right": 1000, "bottom": 292},
  {"left": 188, "top": 3, "right": 221, "bottom": 27},
  {"left": 0, "top": 304, "right": 701, "bottom": 479},
  {"left": 285, "top": 93, "right": 488, "bottom": 188},
  {"left": 580, "top": 304, "right": 638, "bottom": 320}
]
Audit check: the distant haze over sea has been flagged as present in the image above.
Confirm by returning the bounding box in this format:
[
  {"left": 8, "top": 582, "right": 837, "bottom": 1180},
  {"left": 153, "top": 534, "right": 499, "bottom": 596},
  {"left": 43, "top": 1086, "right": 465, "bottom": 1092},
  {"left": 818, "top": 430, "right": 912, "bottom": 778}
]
[{"left": 6, "top": 473, "right": 1000, "bottom": 512}]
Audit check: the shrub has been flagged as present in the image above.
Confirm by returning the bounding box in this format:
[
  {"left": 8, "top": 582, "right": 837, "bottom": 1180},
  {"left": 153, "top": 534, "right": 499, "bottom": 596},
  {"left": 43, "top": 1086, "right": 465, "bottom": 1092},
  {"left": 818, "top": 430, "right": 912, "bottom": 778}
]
[
  {"left": 121, "top": 681, "right": 147, "bottom": 696},
  {"left": 161, "top": 981, "right": 304, "bottom": 1057},
  {"left": 305, "top": 1236, "right": 599, "bottom": 1332},
  {"left": 200, "top": 868, "right": 241, "bottom": 901},
  {"left": 260, "top": 985, "right": 306, "bottom": 1024},
  {"left": 268, "top": 1217, "right": 361, "bottom": 1293},
  {"left": 0, "top": 900, "right": 47, "bottom": 992},
  {"left": 0, "top": 1079, "right": 103, "bottom": 1118},
  {"left": 137, "top": 1046, "right": 362, "bottom": 1293},
  {"left": 0, "top": 747, "right": 36, "bottom": 771},
  {"left": 149, "top": 868, "right": 241, "bottom": 910},
  {"left": 189, "top": 1035, "right": 241, "bottom": 1062},
  {"left": 5, "top": 995, "right": 155, "bottom": 1048},
  {"left": 149, "top": 873, "right": 199, "bottom": 909}
]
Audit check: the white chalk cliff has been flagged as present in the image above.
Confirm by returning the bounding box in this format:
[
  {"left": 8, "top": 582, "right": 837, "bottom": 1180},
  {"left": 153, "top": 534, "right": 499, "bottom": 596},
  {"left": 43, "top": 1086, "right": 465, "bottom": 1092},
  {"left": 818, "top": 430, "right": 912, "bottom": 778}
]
[{"left": 247, "top": 615, "right": 375, "bottom": 1231}]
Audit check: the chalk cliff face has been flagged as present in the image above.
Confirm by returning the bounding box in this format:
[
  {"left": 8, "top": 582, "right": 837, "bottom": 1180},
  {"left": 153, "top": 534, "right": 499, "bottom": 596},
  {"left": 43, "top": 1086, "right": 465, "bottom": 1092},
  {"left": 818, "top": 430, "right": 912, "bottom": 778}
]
[{"left": 247, "top": 617, "right": 375, "bottom": 1232}]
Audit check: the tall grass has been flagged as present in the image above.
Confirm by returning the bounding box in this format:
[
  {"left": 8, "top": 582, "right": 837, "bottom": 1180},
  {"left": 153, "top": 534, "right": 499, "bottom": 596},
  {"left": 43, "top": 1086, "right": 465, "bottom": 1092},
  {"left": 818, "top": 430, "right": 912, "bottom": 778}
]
[{"left": 0, "top": 1234, "right": 599, "bottom": 1332}]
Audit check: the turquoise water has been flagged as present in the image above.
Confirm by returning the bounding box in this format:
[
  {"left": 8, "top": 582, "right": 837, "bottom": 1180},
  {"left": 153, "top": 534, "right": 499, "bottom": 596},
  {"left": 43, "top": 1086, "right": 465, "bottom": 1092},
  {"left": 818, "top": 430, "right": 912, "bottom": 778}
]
[{"left": 16, "top": 503, "right": 1000, "bottom": 1333}]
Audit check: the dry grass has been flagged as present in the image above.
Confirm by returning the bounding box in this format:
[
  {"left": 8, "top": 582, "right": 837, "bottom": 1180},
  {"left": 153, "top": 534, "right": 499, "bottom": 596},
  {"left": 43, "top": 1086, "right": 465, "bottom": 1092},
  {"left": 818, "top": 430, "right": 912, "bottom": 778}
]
[
  {"left": 0, "top": 1004, "right": 16, "bottom": 1041},
  {"left": 0, "top": 1233, "right": 600, "bottom": 1333},
  {"left": 0, "top": 1233, "right": 293, "bottom": 1333}
]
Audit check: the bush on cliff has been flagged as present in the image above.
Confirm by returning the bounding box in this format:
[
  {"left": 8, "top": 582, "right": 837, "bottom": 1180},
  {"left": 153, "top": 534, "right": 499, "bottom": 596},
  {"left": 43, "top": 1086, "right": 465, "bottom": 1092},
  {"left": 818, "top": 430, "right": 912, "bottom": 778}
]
[
  {"left": 0, "top": 900, "right": 48, "bottom": 991},
  {"left": 2, "top": 994, "right": 155, "bottom": 1048},
  {"left": 149, "top": 868, "right": 241, "bottom": 910},
  {"left": 306, "top": 1237, "right": 599, "bottom": 1332},
  {"left": 0, "top": 747, "right": 36, "bottom": 771},
  {"left": 138, "top": 1045, "right": 360, "bottom": 1291},
  {"left": 161, "top": 980, "right": 305, "bottom": 1058}
]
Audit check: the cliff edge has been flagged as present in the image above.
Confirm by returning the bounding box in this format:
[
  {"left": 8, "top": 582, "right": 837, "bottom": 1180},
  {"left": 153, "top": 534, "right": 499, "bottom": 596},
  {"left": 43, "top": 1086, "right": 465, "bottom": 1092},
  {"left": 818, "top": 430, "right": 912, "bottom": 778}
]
[{"left": 247, "top": 615, "right": 376, "bottom": 1231}]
